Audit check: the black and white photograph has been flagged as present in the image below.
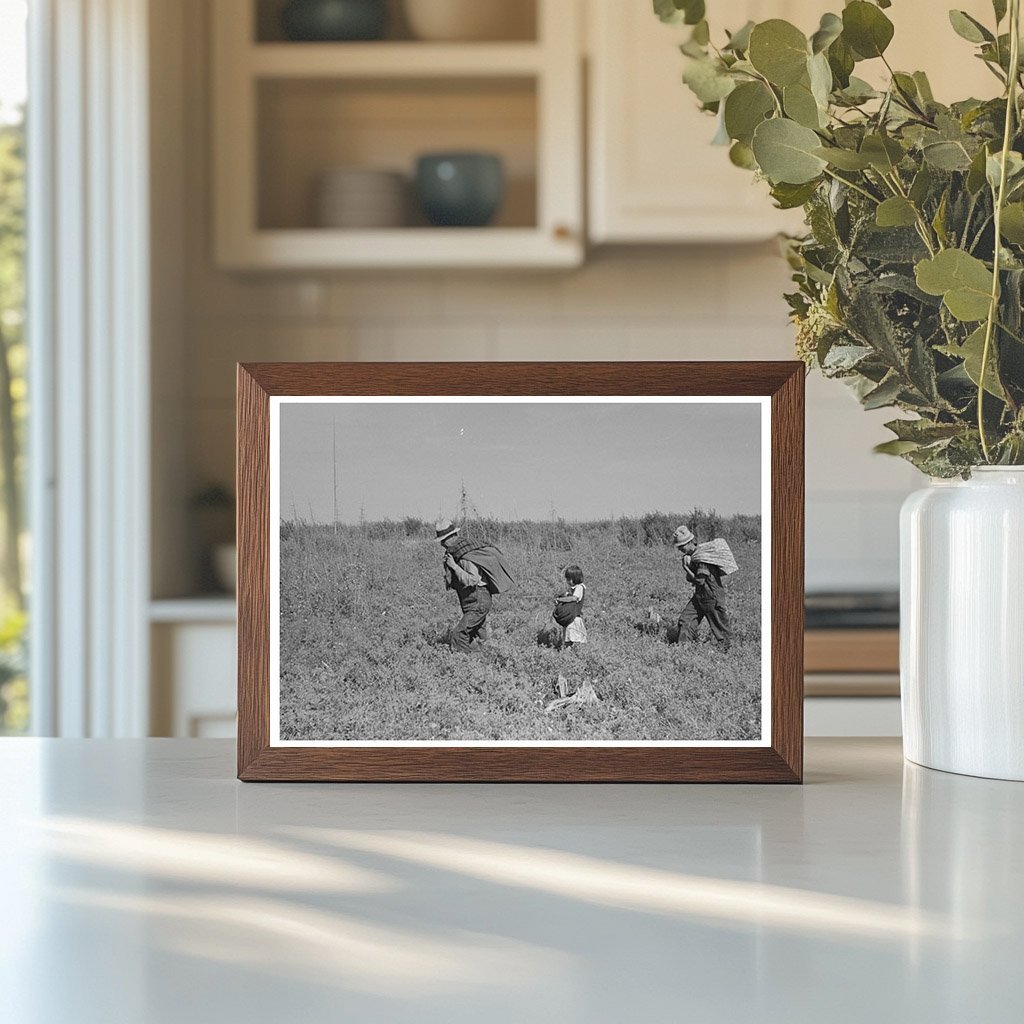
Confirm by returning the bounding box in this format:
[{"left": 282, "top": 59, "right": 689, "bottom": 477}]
[{"left": 270, "top": 397, "right": 770, "bottom": 746}]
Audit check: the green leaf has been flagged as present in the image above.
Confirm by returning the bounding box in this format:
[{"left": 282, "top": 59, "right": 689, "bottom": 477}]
[
  {"left": 653, "top": 0, "right": 705, "bottom": 26},
  {"left": 860, "top": 133, "right": 904, "bottom": 173},
  {"left": 915, "top": 249, "right": 994, "bottom": 322},
  {"left": 986, "top": 150, "right": 1024, "bottom": 191},
  {"left": 923, "top": 140, "right": 972, "bottom": 171},
  {"left": 810, "top": 12, "right": 843, "bottom": 54},
  {"left": 876, "top": 197, "right": 918, "bottom": 228},
  {"left": 837, "top": 76, "right": 879, "bottom": 104},
  {"left": 827, "top": 35, "right": 856, "bottom": 88},
  {"left": 932, "top": 190, "right": 950, "bottom": 246},
  {"left": 862, "top": 374, "right": 903, "bottom": 409},
  {"left": 875, "top": 439, "right": 922, "bottom": 455},
  {"left": 751, "top": 118, "right": 828, "bottom": 184},
  {"left": 891, "top": 72, "right": 921, "bottom": 107},
  {"left": 842, "top": 1, "right": 895, "bottom": 59},
  {"left": 770, "top": 180, "right": 820, "bottom": 209},
  {"left": 807, "top": 51, "right": 833, "bottom": 109},
  {"left": 724, "top": 20, "right": 755, "bottom": 53},
  {"left": 967, "top": 144, "right": 991, "bottom": 194},
  {"left": 948, "top": 10, "right": 994, "bottom": 44},
  {"left": 909, "top": 164, "right": 933, "bottom": 205},
  {"left": 682, "top": 57, "right": 736, "bottom": 104},
  {"left": 913, "top": 71, "right": 935, "bottom": 104},
  {"left": 939, "top": 326, "right": 1006, "bottom": 398},
  {"left": 729, "top": 140, "right": 757, "bottom": 169},
  {"left": 723, "top": 81, "right": 775, "bottom": 144},
  {"left": 653, "top": 0, "right": 681, "bottom": 24},
  {"left": 884, "top": 418, "right": 964, "bottom": 443},
  {"left": 748, "top": 20, "right": 809, "bottom": 86},
  {"left": 683, "top": 1, "right": 706, "bottom": 27},
  {"left": 1000, "top": 203, "right": 1024, "bottom": 245},
  {"left": 814, "top": 146, "right": 872, "bottom": 170},
  {"left": 784, "top": 80, "right": 824, "bottom": 129}
]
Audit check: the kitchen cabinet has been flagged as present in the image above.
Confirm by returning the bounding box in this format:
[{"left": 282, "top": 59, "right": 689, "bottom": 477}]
[
  {"left": 150, "top": 600, "right": 237, "bottom": 738},
  {"left": 587, "top": 0, "right": 814, "bottom": 243},
  {"left": 587, "top": 0, "right": 998, "bottom": 244},
  {"left": 211, "top": 0, "right": 583, "bottom": 269}
]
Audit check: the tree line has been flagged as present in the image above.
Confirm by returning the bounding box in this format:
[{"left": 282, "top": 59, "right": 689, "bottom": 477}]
[{"left": 282, "top": 509, "right": 761, "bottom": 550}]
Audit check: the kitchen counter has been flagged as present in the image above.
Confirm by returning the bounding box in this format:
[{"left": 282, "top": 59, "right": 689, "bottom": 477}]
[{"left": 1, "top": 738, "right": 1020, "bottom": 1023}]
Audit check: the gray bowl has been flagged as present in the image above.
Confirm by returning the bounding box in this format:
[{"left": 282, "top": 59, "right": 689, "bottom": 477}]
[
  {"left": 415, "top": 152, "right": 505, "bottom": 228},
  {"left": 280, "top": 0, "right": 388, "bottom": 42}
]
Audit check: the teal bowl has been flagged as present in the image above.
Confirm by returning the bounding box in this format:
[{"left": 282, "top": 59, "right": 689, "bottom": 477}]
[
  {"left": 281, "top": 0, "right": 388, "bottom": 42},
  {"left": 415, "top": 153, "right": 505, "bottom": 228}
]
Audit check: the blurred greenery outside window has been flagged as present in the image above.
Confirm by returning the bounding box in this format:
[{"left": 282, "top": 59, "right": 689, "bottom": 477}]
[{"left": 0, "top": 0, "right": 28, "bottom": 734}]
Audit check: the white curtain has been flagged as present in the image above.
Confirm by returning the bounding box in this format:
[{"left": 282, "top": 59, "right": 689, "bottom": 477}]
[{"left": 28, "top": 0, "right": 150, "bottom": 736}]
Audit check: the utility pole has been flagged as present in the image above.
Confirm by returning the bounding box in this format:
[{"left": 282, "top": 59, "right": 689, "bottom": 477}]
[{"left": 332, "top": 416, "right": 339, "bottom": 536}]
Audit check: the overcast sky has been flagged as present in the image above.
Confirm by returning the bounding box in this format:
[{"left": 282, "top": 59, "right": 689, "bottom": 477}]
[{"left": 278, "top": 400, "right": 763, "bottom": 524}]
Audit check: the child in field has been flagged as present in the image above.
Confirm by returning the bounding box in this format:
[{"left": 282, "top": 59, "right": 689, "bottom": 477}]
[
  {"left": 553, "top": 565, "right": 587, "bottom": 649},
  {"left": 673, "top": 525, "right": 736, "bottom": 652}
]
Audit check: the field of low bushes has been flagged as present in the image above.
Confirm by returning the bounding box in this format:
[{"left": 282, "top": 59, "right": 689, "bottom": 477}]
[{"left": 278, "top": 513, "right": 762, "bottom": 742}]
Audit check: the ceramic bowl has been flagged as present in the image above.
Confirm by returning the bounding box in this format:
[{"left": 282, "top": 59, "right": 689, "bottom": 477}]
[
  {"left": 403, "top": 0, "right": 534, "bottom": 42},
  {"left": 316, "top": 168, "right": 407, "bottom": 228},
  {"left": 415, "top": 152, "right": 504, "bottom": 227},
  {"left": 281, "top": 0, "right": 388, "bottom": 42}
]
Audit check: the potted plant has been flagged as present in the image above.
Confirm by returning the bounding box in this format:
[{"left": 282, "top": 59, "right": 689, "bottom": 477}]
[{"left": 659, "top": 0, "right": 1024, "bottom": 779}]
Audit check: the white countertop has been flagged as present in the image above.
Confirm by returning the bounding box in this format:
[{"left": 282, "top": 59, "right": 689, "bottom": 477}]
[{"left": 1, "top": 738, "right": 1020, "bottom": 1023}]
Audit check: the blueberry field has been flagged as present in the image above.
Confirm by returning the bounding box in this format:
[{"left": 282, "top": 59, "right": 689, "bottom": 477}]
[{"left": 278, "top": 513, "right": 763, "bottom": 743}]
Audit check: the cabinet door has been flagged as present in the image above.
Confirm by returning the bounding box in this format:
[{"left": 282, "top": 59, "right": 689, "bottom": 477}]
[
  {"left": 587, "top": 0, "right": 808, "bottom": 243},
  {"left": 587, "top": 0, "right": 997, "bottom": 244}
]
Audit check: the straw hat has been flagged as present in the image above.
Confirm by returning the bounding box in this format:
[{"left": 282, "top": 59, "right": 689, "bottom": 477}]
[
  {"left": 435, "top": 518, "right": 459, "bottom": 543},
  {"left": 673, "top": 525, "right": 696, "bottom": 548}
]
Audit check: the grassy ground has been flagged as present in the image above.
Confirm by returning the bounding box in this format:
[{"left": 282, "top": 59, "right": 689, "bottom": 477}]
[{"left": 279, "top": 526, "right": 763, "bottom": 742}]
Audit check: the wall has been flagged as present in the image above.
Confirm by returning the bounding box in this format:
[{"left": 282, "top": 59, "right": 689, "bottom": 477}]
[{"left": 156, "top": 0, "right": 920, "bottom": 598}]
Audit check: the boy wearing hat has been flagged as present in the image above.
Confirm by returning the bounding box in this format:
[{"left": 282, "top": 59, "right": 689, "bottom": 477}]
[
  {"left": 436, "top": 518, "right": 516, "bottom": 654},
  {"left": 673, "top": 524, "right": 732, "bottom": 652}
]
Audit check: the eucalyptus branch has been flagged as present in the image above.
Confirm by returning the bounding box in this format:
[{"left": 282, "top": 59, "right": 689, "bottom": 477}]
[
  {"left": 749, "top": 68, "right": 784, "bottom": 117},
  {"left": 969, "top": 213, "right": 994, "bottom": 253},
  {"left": 885, "top": 170, "right": 939, "bottom": 254},
  {"left": 666, "top": 1, "right": 1024, "bottom": 473},
  {"left": 979, "top": 0, "right": 1021, "bottom": 462},
  {"left": 822, "top": 168, "right": 881, "bottom": 205}
]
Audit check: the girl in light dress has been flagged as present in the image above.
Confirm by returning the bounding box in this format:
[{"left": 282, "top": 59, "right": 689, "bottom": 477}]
[{"left": 554, "top": 564, "right": 588, "bottom": 649}]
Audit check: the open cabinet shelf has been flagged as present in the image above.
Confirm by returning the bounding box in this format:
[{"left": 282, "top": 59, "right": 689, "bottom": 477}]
[
  {"left": 249, "top": 42, "right": 546, "bottom": 77},
  {"left": 212, "top": 0, "right": 583, "bottom": 269}
]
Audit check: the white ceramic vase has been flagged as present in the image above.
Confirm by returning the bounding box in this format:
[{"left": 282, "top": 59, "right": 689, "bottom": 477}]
[{"left": 900, "top": 467, "right": 1024, "bottom": 780}]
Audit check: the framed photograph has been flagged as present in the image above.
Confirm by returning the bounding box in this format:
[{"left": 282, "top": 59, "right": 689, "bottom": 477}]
[{"left": 237, "top": 362, "right": 804, "bottom": 782}]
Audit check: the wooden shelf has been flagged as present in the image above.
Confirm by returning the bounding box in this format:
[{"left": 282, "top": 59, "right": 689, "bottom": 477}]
[
  {"left": 150, "top": 597, "right": 237, "bottom": 623},
  {"left": 805, "top": 629, "right": 900, "bottom": 675},
  {"left": 249, "top": 42, "right": 544, "bottom": 78},
  {"left": 218, "top": 227, "right": 580, "bottom": 270}
]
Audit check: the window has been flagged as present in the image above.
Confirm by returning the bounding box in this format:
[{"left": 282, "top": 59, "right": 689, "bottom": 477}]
[{"left": 0, "top": 0, "right": 28, "bottom": 734}]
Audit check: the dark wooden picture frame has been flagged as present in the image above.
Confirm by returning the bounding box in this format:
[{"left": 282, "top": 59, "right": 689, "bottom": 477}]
[{"left": 237, "top": 362, "right": 804, "bottom": 782}]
